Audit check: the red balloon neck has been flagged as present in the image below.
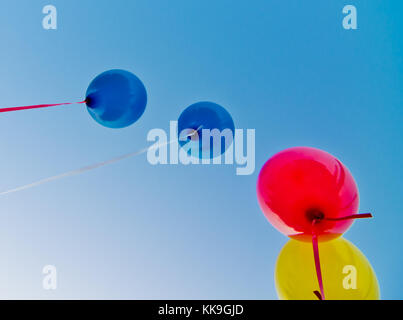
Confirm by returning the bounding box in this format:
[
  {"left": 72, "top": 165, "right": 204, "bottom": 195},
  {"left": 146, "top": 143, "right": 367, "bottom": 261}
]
[{"left": 306, "top": 208, "right": 325, "bottom": 222}]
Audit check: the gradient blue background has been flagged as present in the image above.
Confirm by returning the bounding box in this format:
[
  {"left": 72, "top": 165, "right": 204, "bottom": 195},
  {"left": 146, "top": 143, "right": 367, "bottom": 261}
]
[{"left": 0, "top": 0, "right": 401, "bottom": 299}]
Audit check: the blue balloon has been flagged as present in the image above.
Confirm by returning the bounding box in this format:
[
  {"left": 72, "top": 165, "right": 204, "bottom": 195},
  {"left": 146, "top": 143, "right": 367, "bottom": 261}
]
[
  {"left": 177, "top": 101, "right": 235, "bottom": 159},
  {"left": 85, "top": 69, "right": 147, "bottom": 128}
]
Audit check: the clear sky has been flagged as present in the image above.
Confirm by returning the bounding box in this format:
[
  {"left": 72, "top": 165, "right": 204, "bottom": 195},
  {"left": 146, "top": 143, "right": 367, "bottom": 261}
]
[{"left": 0, "top": 0, "right": 401, "bottom": 299}]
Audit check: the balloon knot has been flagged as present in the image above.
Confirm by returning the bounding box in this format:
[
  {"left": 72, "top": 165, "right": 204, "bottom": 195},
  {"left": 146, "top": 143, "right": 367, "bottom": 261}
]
[{"left": 306, "top": 208, "right": 325, "bottom": 223}]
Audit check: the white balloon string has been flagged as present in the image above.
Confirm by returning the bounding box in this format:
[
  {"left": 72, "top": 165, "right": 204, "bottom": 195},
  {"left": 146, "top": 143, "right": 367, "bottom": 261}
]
[
  {"left": 0, "top": 126, "right": 203, "bottom": 196},
  {"left": 0, "top": 139, "right": 176, "bottom": 196}
]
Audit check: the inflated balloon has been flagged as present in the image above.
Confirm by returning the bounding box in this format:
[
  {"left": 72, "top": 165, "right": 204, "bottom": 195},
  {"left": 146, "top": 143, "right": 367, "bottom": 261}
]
[
  {"left": 275, "top": 237, "right": 380, "bottom": 300},
  {"left": 0, "top": 69, "right": 147, "bottom": 130},
  {"left": 85, "top": 69, "right": 147, "bottom": 128},
  {"left": 257, "top": 147, "right": 361, "bottom": 242},
  {"left": 177, "top": 101, "right": 235, "bottom": 159}
]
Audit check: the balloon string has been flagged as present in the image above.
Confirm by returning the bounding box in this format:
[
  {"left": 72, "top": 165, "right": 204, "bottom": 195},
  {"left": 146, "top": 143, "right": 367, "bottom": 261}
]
[
  {"left": 0, "top": 128, "right": 203, "bottom": 196},
  {"left": 312, "top": 220, "right": 325, "bottom": 301},
  {"left": 313, "top": 290, "right": 322, "bottom": 300},
  {"left": 324, "top": 213, "right": 372, "bottom": 221},
  {"left": 311, "top": 213, "right": 372, "bottom": 300},
  {"left": 0, "top": 100, "right": 87, "bottom": 113},
  {"left": 0, "top": 139, "right": 177, "bottom": 196}
]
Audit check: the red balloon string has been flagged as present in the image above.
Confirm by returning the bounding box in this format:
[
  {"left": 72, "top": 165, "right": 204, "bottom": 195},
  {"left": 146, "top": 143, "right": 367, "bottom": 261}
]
[
  {"left": 324, "top": 213, "right": 372, "bottom": 221},
  {"left": 0, "top": 100, "right": 87, "bottom": 113},
  {"left": 312, "top": 221, "right": 325, "bottom": 300},
  {"left": 313, "top": 290, "right": 322, "bottom": 300},
  {"left": 311, "top": 212, "right": 372, "bottom": 300}
]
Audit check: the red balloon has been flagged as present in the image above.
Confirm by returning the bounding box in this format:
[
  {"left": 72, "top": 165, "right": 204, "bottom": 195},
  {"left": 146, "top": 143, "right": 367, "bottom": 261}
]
[{"left": 257, "top": 147, "right": 359, "bottom": 242}]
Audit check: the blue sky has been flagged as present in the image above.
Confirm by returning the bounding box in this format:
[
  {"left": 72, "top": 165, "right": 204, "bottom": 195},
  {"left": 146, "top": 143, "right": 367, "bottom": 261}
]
[{"left": 0, "top": 0, "right": 401, "bottom": 299}]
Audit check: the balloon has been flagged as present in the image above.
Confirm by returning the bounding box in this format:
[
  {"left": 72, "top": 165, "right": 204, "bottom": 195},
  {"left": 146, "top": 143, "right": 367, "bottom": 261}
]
[
  {"left": 275, "top": 237, "right": 380, "bottom": 300},
  {"left": 85, "top": 69, "right": 147, "bottom": 128},
  {"left": 257, "top": 147, "right": 359, "bottom": 242},
  {"left": 177, "top": 101, "right": 235, "bottom": 159}
]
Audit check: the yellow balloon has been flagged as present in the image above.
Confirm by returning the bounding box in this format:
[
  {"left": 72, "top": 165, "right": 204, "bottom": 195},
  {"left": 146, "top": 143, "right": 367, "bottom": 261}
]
[{"left": 275, "top": 237, "right": 380, "bottom": 300}]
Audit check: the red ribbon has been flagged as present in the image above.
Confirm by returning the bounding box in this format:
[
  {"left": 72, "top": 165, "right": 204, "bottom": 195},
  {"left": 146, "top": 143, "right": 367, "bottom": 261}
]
[
  {"left": 324, "top": 213, "right": 372, "bottom": 221},
  {"left": 312, "top": 221, "right": 325, "bottom": 300},
  {"left": 0, "top": 100, "right": 86, "bottom": 113},
  {"left": 311, "top": 212, "right": 373, "bottom": 300}
]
